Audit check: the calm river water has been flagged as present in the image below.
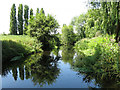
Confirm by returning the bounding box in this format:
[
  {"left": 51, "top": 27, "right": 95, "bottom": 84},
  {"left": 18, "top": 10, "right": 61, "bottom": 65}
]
[{"left": 2, "top": 46, "right": 119, "bottom": 88}]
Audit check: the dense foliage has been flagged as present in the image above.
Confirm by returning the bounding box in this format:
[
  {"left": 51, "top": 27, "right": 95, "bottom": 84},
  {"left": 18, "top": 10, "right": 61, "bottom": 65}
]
[
  {"left": 71, "top": 2, "right": 120, "bottom": 42},
  {"left": 73, "top": 35, "right": 119, "bottom": 84},
  {"left": 24, "top": 5, "right": 29, "bottom": 35},
  {"left": 27, "top": 8, "right": 59, "bottom": 50},
  {"left": 18, "top": 4, "right": 23, "bottom": 35},
  {"left": 61, "top": 25, "right": 76, "bottom": 45},
  {"left": 73, "top": 34, "right": 120, "bottom": 87}
]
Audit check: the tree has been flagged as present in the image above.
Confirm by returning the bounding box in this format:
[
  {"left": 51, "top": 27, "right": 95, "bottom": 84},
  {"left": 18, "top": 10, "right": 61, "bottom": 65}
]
[
  {"left": 101, "top": 2, "right": 120, "bottom": 42},
  {"left": 9, "top": 4, "right": 17, "bottom": 35},
  {"left": 18, "top": 4, "right": 23, "bottom": 35},
  {"left": 71, "top": 14, "right": 86, "bottom": 39},
  {"left": 30, "top": 8, "right": 33, "bottom": 19},
  {"left": 71, "top": 2, "right": 120, "bottom": 40},
  {"left": 84, "top": 9, "right": 102, "bottom": 38},
  {"left": 24, "top": 5, "right": 29, "bottom": 35},
  {"left": 61, "top": 25, "right": 75, "bottom": 45},
  {"left": 27, "top": 8, "right": 59, "bottom": 50}
]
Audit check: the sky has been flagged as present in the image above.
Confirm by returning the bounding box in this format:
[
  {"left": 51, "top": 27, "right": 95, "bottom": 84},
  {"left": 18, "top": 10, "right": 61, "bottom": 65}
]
[{"left": 0, "top": 0, "right": 88, "bottom": 34}]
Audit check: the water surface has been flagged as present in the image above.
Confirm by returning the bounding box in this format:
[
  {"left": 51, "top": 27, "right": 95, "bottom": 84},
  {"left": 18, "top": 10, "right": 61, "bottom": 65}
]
[
  {"left": 2, "top": 46, "right": 119, "bottom": 88},
  {"left": 2, "top": 47, "right": 99, "bottom": 88}
]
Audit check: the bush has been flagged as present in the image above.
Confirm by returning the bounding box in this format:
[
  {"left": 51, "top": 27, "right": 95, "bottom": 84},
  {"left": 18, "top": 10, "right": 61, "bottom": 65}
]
[{"left": 74, "top": 34, "right": 119, "bottom": 73}]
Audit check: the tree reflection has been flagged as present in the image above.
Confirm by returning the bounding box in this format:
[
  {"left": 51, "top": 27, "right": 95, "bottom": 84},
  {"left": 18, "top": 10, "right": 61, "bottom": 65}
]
[
  {"left": 19, "top": 65, "right": 24, "bottom": 80},
  {"left": 77, "top": 72, "right": 120, "bottom": 88},
  {"left": 2, "top": 51, "right": 60, "bottom": 87},
  {"left": 25, "top": 66, "right": 30, "bottom": 79},
  {"left": 2, "top": 59, "right": 25, "bottom": 76},
  {"left": 28, "top": 53, "right": 60, "bottom": 87},
  {"left": 73, "top": 51, "right": 120, "bottom": 88},
  {"left": 12, "top": 67, "right": 18, "bottom": 81},
  {"left": 61, "top": 45, "right": 75, "bottom": 65}
]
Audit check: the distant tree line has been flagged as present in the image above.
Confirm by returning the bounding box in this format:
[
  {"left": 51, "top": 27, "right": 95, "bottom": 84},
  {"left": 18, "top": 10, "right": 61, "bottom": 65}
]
[{"left": 9, "top": 4, "right": 33, "bottom": 35}]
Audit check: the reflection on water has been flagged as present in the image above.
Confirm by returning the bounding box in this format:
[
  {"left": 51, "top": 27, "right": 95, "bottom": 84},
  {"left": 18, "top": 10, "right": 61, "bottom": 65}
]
[
  {"left": 72, "top": 46, "right": 120, "bottom": 89},
  {"left": 2, "top": 52, "right": 60, "bottom": 87},
  {"left": 61, "top": 45, "right": 75, "bottom": 65},
  {"left": 2, "top": 45, "right": 120, "bottom": 88}
]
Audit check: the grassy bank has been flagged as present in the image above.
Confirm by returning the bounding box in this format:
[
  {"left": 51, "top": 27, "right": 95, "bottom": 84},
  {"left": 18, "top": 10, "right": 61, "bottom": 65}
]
[{"left": 1, "top": 35, "right": 42, "bottom": 62}]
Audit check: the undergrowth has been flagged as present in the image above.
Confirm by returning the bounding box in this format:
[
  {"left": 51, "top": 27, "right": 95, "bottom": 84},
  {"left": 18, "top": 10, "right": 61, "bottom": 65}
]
[{"left": 74, "top": 34, "right": 119, "bottom": 73}]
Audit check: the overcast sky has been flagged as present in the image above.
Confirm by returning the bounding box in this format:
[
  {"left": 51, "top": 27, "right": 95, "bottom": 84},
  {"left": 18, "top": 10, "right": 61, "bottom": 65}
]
[{"left": 0, "top": 0, "right": 88, "bottom": 34}]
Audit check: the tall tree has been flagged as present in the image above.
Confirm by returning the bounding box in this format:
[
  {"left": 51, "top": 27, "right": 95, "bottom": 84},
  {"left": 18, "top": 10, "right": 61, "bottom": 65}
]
[
  {"left": 27, "top": 8, "right": 59, "bottom": 50},
  {"left": 24, "top": 5, "right": 29, "bottom": 35},
  {"left": 101, "top": 2, "right": 120, "bottom": 42},
  {"left": 30, "top": 8, "right": 33, "bottom": 19},
  {"left": 9, "top": 4, "right": 17, "bottom": 35},
  {"left": 18, "top": 4, "right": 23, "bottom": 35}
]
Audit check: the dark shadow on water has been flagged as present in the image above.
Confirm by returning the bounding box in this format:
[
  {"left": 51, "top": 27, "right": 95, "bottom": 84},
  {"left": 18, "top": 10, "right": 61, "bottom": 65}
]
[
  {"left": 2, "top": 50, "right": 61, "bottom": 87},
  {"left": 2, "top": 40, "right": 28, "bottom": 62}
]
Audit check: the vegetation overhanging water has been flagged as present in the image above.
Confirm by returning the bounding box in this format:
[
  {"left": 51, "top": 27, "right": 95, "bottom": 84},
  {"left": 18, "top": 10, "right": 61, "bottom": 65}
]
[{"left": 1, "top": 45, "right": 120, "bottom": 88}]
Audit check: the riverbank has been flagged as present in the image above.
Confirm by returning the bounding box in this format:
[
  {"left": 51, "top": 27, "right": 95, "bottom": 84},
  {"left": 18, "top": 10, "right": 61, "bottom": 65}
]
[
  {"left": 1, "top": 35, "right": 42, "bottom": 62},
  {"left": 73, "top": 35, "right": 120, "bottom": 86}
]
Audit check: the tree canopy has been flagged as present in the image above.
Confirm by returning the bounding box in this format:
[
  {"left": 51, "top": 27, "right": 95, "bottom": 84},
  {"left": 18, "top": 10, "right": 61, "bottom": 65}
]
[
  {"left": 61, "top": 25, "right": 76, "bottom": 45},
  {"left": 71, "top": 2, "right": 120, "bottom": 42},
  {"left": 27, "top": 8, "right": 59, "bottom": 50}
]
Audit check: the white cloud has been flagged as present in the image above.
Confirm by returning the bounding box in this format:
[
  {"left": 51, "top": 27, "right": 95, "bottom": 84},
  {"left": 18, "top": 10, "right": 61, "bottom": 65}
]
[{"left": 0, "top": 0, "right": 88, "bottom": 34}]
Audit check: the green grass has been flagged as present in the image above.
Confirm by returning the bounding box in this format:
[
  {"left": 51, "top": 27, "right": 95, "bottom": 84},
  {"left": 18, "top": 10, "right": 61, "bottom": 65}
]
[{"left": 1, "top": 35, "right": 42, "bottom": 62}]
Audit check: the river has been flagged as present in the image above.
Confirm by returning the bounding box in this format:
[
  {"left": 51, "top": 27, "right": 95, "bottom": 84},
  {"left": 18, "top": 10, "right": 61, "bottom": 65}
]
[{"left": 1, "top": 46, "right": 120, "bottom": 88}]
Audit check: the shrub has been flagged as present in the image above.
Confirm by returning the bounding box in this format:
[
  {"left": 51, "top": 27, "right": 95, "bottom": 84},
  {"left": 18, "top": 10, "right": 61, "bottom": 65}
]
[{"left": 74, "top": 34, "right": 119, "bottom": 73}]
